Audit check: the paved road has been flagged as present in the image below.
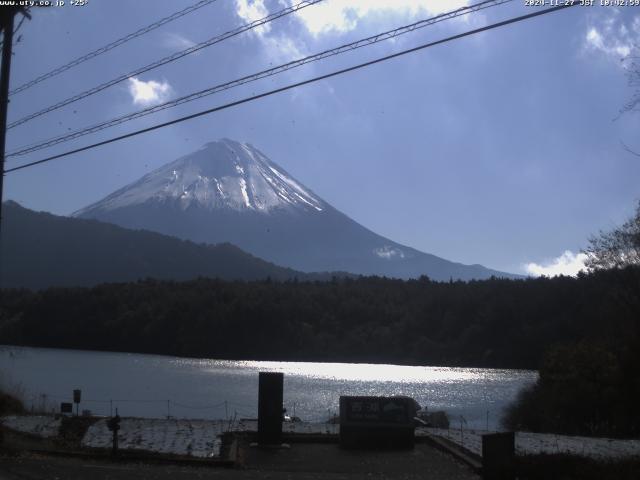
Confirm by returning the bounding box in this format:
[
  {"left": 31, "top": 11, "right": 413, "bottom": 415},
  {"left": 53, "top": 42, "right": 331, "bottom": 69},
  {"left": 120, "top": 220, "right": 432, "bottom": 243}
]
[
  {"left": 0, "top": 444, "right": 479, "bottom": 480},
  {"left": 243, "top": 442, "right": 479, "bottom": 479}
]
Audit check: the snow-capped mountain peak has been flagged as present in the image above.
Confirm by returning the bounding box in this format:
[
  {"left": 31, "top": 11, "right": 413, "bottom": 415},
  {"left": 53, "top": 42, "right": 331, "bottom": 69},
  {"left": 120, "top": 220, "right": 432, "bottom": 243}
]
[
  {"left": 74, "top": 138, "right": 520, "bottom": 281},
  {"left": 74, "top": 139, "right": 324, "bottom": 216}
]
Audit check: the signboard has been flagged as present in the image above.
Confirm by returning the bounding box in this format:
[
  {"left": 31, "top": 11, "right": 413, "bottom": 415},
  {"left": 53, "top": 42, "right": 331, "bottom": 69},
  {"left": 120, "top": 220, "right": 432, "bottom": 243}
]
[
  {"left": 73, "top": 389, "right": 81, "bottom": 404},
  {"left": 60, "top": 402, "right": 73, "bottom": 414},
  {"left": 343, "top": 397, "right": 411, "bottom": 424},
  {"left": 339, "top": 396, "right": 416, "bottom": 449}
]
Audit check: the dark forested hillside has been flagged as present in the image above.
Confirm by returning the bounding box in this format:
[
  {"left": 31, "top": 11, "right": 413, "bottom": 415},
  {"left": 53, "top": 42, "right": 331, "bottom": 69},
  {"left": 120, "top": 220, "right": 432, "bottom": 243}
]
[
  {"left": 0, "top": 201, "right": 335, "bottom": 289},
  {"left": 1, "top": 267, "right": 638, "bottom": 370}
]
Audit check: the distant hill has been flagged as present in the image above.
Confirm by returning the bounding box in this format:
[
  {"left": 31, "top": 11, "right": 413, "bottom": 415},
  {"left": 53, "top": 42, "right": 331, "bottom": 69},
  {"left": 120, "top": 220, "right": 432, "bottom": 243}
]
[
  {"left": 0, "top": 201, "right": 324, "bottom": 289},
  {"left": 75, "top": 138, "right": 521, "bottom": 281}
]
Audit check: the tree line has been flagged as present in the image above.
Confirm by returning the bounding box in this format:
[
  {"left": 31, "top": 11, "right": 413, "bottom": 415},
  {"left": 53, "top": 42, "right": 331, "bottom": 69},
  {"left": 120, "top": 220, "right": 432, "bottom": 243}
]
[{"left": 1, "top": 267, "right": 637, "bottom": 372}]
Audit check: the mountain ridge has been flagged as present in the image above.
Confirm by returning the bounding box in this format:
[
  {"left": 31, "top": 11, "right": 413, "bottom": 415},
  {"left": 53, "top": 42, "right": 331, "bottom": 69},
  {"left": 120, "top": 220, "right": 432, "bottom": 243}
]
[{"left": 0, "top": 201, "right": 343, "bottom": 290}]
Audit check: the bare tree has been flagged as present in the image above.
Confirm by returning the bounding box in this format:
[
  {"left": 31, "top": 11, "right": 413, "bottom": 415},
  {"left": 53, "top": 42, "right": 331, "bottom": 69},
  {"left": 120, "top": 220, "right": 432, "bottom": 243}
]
[
  {"left": 620, "top": 45, "right": 640, "bottom": 156},
  {"left": 583, "top": 201, "right": 640, "bottom": 270},
  {"left": 621, "top": 45, "right": 640, "bottom": 115}
]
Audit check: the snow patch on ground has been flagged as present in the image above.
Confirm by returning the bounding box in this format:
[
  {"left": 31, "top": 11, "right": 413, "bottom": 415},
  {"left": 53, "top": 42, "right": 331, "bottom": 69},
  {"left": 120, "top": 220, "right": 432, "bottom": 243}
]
[
  {"left": 82, "top": 418, "right": 223, "bottom": 458},
  {"left": 420, "top": 428, "right": 640, "bottom": 460},
  {"left": 7, "top": 415, "right": 637, "bottom": 461},
  {"left": 80, "top": 418, "right": 338, "bottom": 458},
  {"left": 1, "top": 415, "right": 61, "bottom": 438}
]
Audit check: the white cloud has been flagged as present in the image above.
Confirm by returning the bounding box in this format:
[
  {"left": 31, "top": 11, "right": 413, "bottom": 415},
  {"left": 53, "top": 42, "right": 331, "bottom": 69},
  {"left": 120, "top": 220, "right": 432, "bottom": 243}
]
[
  {"left": 163, "top": 33, "right": 197, "bottom": 51},
  {"left": 586, "top": 27, "right": 604, "bottom": 49},
  {"left": 127, "top": 77, "right": 173, "bottom": 106},
  {"left": 290, "top": 0, "right": 469, "bottom": 36},
  {"left": 234, "top": 0, "right": 475, "bottom": 63},
  {"left": 633, "top": 15, "right": 640, "bottom": 35},
  {"left": 525, "top": 250, "right": 588, "bottom": 278},
  {"left": 235, "top": 1, "right": 311, "bottom": 64},
  {"left": 235, "top": 0, "right": 472, "bottom": 40},
  {"left": 584, "top": 13, "right": 639, "bottom": 61},
  {"left": 235, "top": 0, "right": 271, "bottom": 36},
  {"left": 262, "top": 34, "right": 308, "bottom": 62}
]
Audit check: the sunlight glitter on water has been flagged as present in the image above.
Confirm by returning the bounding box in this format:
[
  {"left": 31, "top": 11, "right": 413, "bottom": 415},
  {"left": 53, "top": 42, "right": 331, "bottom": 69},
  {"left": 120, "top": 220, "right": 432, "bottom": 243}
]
[
  {"left": 1, "top": 346, "right": 537, "bottom": 429},
  {"left": 190, "top": 359, "right": 510, "bottom": 383}
]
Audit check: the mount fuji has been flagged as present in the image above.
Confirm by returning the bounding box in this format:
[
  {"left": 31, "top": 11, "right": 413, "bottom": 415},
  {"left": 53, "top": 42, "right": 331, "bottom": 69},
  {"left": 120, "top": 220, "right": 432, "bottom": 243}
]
[{"left": 75, "top": 139, "right": 516, "bottom": 280}]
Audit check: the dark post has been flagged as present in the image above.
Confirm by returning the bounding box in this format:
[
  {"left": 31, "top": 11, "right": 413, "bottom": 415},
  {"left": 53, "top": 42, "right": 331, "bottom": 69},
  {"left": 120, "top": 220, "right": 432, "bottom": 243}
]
[
  {"left": 73, "top": 389, "right": 81, "bottom": 416},
  {"left": 107, "top": 408, "right": 121, "bottom": 456},
  {"left": 0, "top": 8, "right": 16, "bottom": 237},
  {"left": 482, "top": 432, "right": 515, "bottom": 480},
  {"left": 257, "top": 372, "right": 283, "bottom": 445}
]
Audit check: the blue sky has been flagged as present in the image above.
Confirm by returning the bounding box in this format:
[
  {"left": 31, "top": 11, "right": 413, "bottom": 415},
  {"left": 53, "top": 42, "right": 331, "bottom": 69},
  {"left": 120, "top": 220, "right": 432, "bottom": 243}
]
[{"left": 3, "top": 0, "right": 639, "bottom": 276}]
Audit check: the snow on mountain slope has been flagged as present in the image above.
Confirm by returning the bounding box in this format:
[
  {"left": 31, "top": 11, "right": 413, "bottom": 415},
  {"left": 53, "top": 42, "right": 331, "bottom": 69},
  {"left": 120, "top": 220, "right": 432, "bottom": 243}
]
[{"left": 75, "top": 139, "right": 324, "bottom": 216}]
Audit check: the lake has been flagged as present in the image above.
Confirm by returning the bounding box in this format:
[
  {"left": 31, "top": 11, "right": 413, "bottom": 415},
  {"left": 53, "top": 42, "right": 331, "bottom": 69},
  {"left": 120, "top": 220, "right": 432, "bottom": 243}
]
[{"left": 0, "top": 345, "right": 537, "bottom": 430}]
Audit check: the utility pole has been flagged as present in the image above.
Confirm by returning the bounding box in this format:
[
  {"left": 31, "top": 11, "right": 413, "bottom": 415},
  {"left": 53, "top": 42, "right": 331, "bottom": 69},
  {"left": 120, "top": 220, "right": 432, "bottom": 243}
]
[{"left": 0, "top": 7, "right": 28, "bottom": 239}]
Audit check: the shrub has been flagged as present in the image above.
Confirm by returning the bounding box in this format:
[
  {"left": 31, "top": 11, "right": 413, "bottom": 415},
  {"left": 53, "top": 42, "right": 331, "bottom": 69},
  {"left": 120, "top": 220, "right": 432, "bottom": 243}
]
[
  {"left": 503, "top": 341, "right": 639, "bottom": 437},
  {"left": 0, "top": 390, "right": 24, "bottom": 416}
]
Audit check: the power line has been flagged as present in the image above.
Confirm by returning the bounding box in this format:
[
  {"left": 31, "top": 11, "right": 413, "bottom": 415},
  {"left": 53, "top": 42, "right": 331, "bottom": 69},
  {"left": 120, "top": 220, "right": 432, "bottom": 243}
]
[
  {"left": 171, "top": 400, "right": 227, "bottom": 410},
  {"left": 7, "top": 0, "right": 323, "bottom": 130},
  {"left": 8, "top": 0, "right": 220, "bottom": 97},
  {"left": 13, "top": 12, "right": 27, "bottom": 36},
  {"left": 4, "top": 3, "right": 579, "bottom": 175},
  {"left": 6, "top": 0, "right": 511, "bottom": 158}
]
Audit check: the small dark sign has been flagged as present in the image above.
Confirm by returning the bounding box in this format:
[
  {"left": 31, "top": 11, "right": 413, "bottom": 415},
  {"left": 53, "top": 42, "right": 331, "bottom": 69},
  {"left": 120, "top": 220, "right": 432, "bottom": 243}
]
[
  {"left": 73, "top": 389, "right": 81, "bottom": 404},
  {"left": 60, "top": 402, "right": 73, "bottom": 414}
]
